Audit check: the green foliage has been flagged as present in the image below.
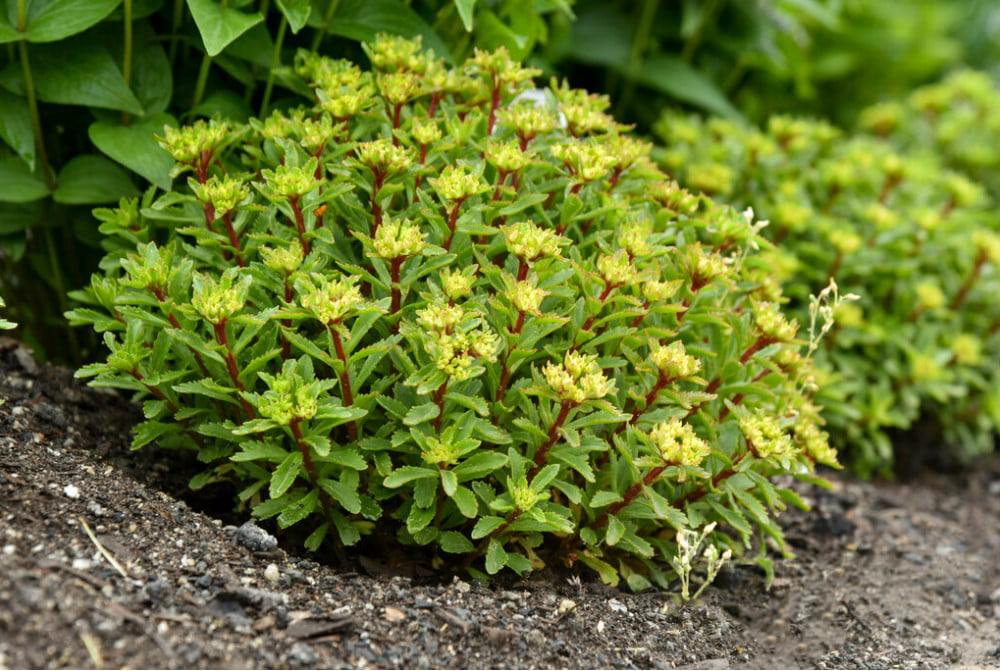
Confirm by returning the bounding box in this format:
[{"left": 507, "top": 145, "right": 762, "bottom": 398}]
[
  {"left": 0, "top": 294, "right": 13, "bottom": 330},
  {"left": 0, "top": 0, "right": 571, "bottom": 362},
  {"left": 655, "top": 106, "right": 1000, "bottom": 476},
  {"left": 71, "top": 38, "right": 835, "bottom": 588}
]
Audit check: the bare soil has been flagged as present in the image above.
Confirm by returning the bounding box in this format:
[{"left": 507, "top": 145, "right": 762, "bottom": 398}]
[{"left": 1, "top": 338, "right": 998, "bottom": 670}]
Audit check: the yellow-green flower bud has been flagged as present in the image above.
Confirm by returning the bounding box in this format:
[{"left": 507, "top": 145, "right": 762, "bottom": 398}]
[
  {"left": 509, "top": 475, "right": 546, "bottom": 512},
  {"left": 910, "top": 353, "right": 942, "bottom": 382},
  {"left": 864, "top": 203, "right": 899, "bottom": 231},
  {"left": 355, "top": 139, "right": 415, "bottom": 174},
  {"left": 643, "top": 279, "right": 683, "bottom": 303},
  {"left": 299, "top": 274, "right": 364, "bottom": 325},
  {"left": 550, "top": 141, "right": 616, "bottom": 183},
  {"left": 945, "top": 173, "right": 984, "bottom": 208},
  {"left": 191, "top": 271, "right": 250, "bottom": 324},
  {"left": 484, "top": 139, "right": 529, "bottom": 173},
  {"left": 417, "top": 300, "right": 464, "bottom": 332},
  {"left": 793, "top": 420, "right": 840, "bottom": 468},
  {"left": 828, "top": 229, "right": 862, "bottom": 256},
  {"left": 915, "top": 281, "right": 945, "bottom": 311},
  {"left": 834, "top": 302, "right": 863, "bottom": 329},
  {"left": 596, "top": 249, "right": 637, "bottom": 286},
  {"left": 973, "top": 230, "right": 1000, "bottom": 265},
  {"left": 157, "top": 119, "right": 231, "bottom": 164},
  {"left": 754, "top": 303, "right": 798, "bottom": 342},
  {"left": 262, "top": 161, "right": 320, "bottom": 199},
  {"left": 428, "top": 164, "right": 489, "bottom": 202},
  {"left": 261, "top": 241, "right": 305, "bottom": 276},
  {"left": 542, "top": 351, "right": 612, "bottom": 403},
  {"left": 508, "top": 279, "right": 548, "bottom": 315},
  {"left": 421, "top": 436, "right": 461, "bottom": 467},
  {"left": 649, "top": 418, "right": 710, "bottom": 472},
  {"left": 121, "top": 243, "right": 173, "bottom": 292},
  {"left": 372, "top": 218, "right": 427, "bottom": 260},
  {"left": 686, "top": 162, "right": 734, "bottom": 196},
  {"left": 650, "top": 340, "right": 701, "bottom": 379},
  {"left": 501, "top": 103, "right": 558, "bottom": 140},
  {"left": 739, "top": 411, "right": 794, "bottom": 458},
  {"left": 192, "top": 175, "right": 250, "bottom": 213},
  {"left": 952, "top": 334, "right": 982, "bottom": 366},
  {"left": 441, "top": 269, "right": 474, "bottom": 301},
  {"left": 774, "top": 202, "right": 811, "bottom": 233},
  {"left": 618, "top": 222, "right": 652, "bottom": 258},
  {"left": 378, "top": 71, "right": 421, "bottom": 106},
  {"left": 469, "top": 47, "right": 540, "bottom": 87},
  {"left": 501, "top": 221, "right": 566, "bottom": 261},
  {"left": 366, "top": 33, "right": 430, "bottom": 73},
  {"left": 411, "top": 119, "right": 443, "bottom": 146}
]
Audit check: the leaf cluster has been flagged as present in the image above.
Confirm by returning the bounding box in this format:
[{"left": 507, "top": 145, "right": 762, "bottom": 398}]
[{"left": 69, "top": 37, "right": 833, "bottom": 589}]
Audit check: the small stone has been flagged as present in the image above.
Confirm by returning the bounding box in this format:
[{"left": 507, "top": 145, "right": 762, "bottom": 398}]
[
  {"left": 63, "top": 484, "right": 80, "bottom": 499},
  {"left": 526, "top": 629, "right": 545, "bottom": 647},
  {"left": 2, "top": 545, "right": 15, "bottom": 555},
  {"left": 557, "top": 598, "right": 576, "bottom": 616},
  {"left": 384, "top": 606, "right": 406, "bottom": 622},
  {"left": 264, "top": 563, "right": 280, "bottom": 583},
  {"left": 454, "top": 579, "right": 471, "bottom": 594},
  {"left": 236, "top": 521, "right": 278, "bottom": 553},
  {"left": 608, "top": 598, "right": 627, "bottom": 613},
  {"left": 71, "top": 558, "right": 92, "bottom": 571},
  {"left": 596, "top": 620, "right": 605, "bottom": 634}
]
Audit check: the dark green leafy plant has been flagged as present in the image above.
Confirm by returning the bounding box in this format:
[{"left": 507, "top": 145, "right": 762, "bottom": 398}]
[
  {"left": 70, "top": 37, "right": 837, "bottom": 589},
  {"left": 655, "top": 110, "right": 1000, "bottom": 476}
]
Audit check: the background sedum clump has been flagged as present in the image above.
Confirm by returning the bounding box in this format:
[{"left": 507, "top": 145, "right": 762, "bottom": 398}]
[
  {"left": 655, "top": 105, "right": 1000, "bottom": 477},
  {"left": 69, "top": 36, "right": 838, "bottom": 589}
]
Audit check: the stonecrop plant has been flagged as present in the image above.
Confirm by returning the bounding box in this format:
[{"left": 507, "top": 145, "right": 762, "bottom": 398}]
[
  {"left": 69, "top": 36, "right": 838, "bottom": 590},
  {"left": 655, "top": 111, "right": 1000, "bottom": 476}
]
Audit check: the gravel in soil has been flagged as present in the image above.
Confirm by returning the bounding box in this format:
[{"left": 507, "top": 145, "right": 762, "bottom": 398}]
[{"left": 1, "top": 338, "right": 999, "bottom": 669}]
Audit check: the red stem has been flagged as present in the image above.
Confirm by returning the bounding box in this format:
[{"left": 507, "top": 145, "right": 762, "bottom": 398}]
[
  {"left": 951, "top": 250, "right": 987, "bottom": 310},
  {"left": 487, "top": 83, "right": 500, "bottom": 136},
  {"left": 222, "top": 211, "right": 245, "bottom": 266},
  {"left": 526, "top": 400, "right": 574, "bottom": 479},
  {"left": 591, "top": 464, "right": 667, "bottom": 530},
  {"left": 389, "top": 257, "right": 403, "bottom": 316},
  {"left": 213, "top": 319, "right": 255, "bottom": 420},
  {"left": 289, "top": 196, "right": 311, "bottom": 255},
  {"left": 370, "top": 171, "right": 385, "bottom": 236},
  {"left": 432, "top": 380, "right": 449, "bottom": 432},
  {"left": 328, "top": 326, "right": 357, "bottom": 441}
]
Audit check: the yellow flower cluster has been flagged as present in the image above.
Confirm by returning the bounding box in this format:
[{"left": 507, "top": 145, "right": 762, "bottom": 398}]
[
  {"left": 739, "top": 411, "right": 794, "bottom": 458},
  {"left": 371, "top": 218, "right": 427, "bottom": 260},
  {"left": 190, "top": 271, "right": 249, "bottom": 324},
  {"left": 754, "top": 302, "right": 799, "bottom": 342},
  {"left": 299, "top": 274, "right": 364, "bottom": 325},
  {"left": 501, "top": 221, "right": 566, "bottom": 261},
  {"left": 650, "top": 340, "right": 701, "bottom": 379},
  {"left": 428, "top": 164, "right": 489, "bottom": 202},
  {"left": 354, "top": 139, "right": 414, "bottom": 174},
  {"left": 192, "top": 175, "right": 250, "bottom": 213},
  {"left": 649, "top": 418, "right": 710, "bottom": 470},
  {"left": 542, "top": 351, "right": 615, "bottom": 404}
]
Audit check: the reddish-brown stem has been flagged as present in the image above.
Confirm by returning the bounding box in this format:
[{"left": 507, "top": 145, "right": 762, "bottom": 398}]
[
  {"left": 389, "top": 257, "right": 404, "bottom": 316},
  {"left": 391, "top": 103, "right": 404, "bottom": 145},
  {"left": 717, "top": 370, "right": 770, "bottom": 421},
  {"left": 443, "top": 198, "right": 465, "bottom": 251},
  {"left": 607, "top": 166, "right": 623, "bottom": 190},
  {"left": 951, "top": 250, "right": 987, "bottom": 311},
  {"left": 195, "top": 150, "right": 213, "bottom": 184},
  {"left": 526, "top": 400, "right": 575, "bottom": 480},
  {"left": 674, "top": 451, "right": 749, "bottom": 508},
  {"left": 822, "top": 184, "right": 841, "bottom": 213},
  {"left": 327, "top": 325, "right": 357, "bottom": 441},
  {"left": 203, "top": 203, "right": 216, "bottom": 231},
  {"left": 280, "top": 280, "right": 294, "bottom": 359},
  {"left": 289, "top": 196, "right": 311, "bottom": 255},
  {"left": 684, "top": 377, "right": 722, "bottom": 420},
  {"left": 130, "top": 369, "right": 207, "bottom": 450},
  {"left": 591, "top": 464, "right": 667, "bottom": 530},
  {"left": 427, "top": 93, "right": 442, "bottom": 118},
  {"left": 516, "top": 258, "right": 530, "bottom": 282},
  {"left": 213, "top": 319, "right": 255, "bottom": 420},
  {"left": 939, "top": 196, "right": 956, "bottom": 221},
  {"left": 495, "top": 311, "right": 526, "bottom": 403},
  {"left": 618, "top": 372, "right": 675, "bottom": 434},
  {"left": 879, "top": 174, "right": 901, "bottom": 204},
  {"left": 487, "top": 83, "right": 501, "bottom": 136},
  {"left": 631, "top": 300, "right": 651, "bottom": 328},
  {"left": 432, "top": 380, "right": 449, "bottom": 432},
  {"left": 222, "top": 211, "right": 245, "bottom": 266},
  {"left": 580, "top": 282, "right": 617, "bottom": 332},
  {"left": 491, "top": 169, "right": 508, "bottom": 201},
  {"left": 740, "top": 336, "right": 777, "bottom": 365},
  {"left": 569, "top": 182, "right": 584, "bottom": 196}
]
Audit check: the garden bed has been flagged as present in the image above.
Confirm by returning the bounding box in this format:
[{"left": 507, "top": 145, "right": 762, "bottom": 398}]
[{"left": 1, "top": 337, "right": 998, "bottom": 669}]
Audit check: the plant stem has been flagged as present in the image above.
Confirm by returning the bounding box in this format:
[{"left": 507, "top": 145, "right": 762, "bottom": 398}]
[
  {"left": 289, "top": 417, "right": 339, "bottom": 528},
  {"left": 17, "top": 41, "right": 55, "bottom": 189},
  {"left": 327, "top": 325, "right": 358, "bottom": 440},
  {"left": 527, "top": 400, "right": 574, "bottom": 479},
  {"left": 389, "top": 257, "right": 403, "bottom": 315},
  {"left": 192, "top": 52, "right": 212, "bottom": 109},
  {"left": 260, "top": 16, "right": 287, "bottom": 117},
  {"left": 212, "top": 319, "right": 255, "bottom": 419},
  {"left": 614, "top": 0, "right": 659, "bottom": 118},
  {"left": 617, "top": 372, "right": 675, "bottom": 434},
  {"left": 951, "top": 250, "right": 987, "bottom": 310},
  {"left": 289, "top": 196, "right": 311, "bottom": 254},
  {"left": 432, "top": 380, "right": 449, "bottom": 431},
  {"left": 167, "top": 0, "right": 185, "bottom": 65},
  {"left": 222, "top": 211, "right": 245, "bottom": 266},
  {"left": 591, "top": 463, "right": 667, "bottom": 530},
  {"left": 310, "top": 0, "right": 341, "bottom": 52}
]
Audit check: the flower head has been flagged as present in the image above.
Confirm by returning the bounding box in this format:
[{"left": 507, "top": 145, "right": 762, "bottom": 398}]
[{"left": 372, "top": 218, "right": 427, "bottom": 260}]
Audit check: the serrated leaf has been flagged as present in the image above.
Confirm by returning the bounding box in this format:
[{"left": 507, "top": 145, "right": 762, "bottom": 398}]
[
  {"left": 173, "top": 377, "right": 237, "bottom": 402},
  {"left": 278, "top": 489, "right": 318, "bottom": 528},
  {"left": 130, "top": 420, "right": 179, "bottom": 450},
  {"left": 320, "top": 477, "right": 362, "bottom": 514},
  {"left": 471, "top": 514, "right": 505, "bottom": 539},
  {"left": 440, "top": 468, "right": 458, "bottom": 496},
  {"left": 605, "top": 513, "right": 625, "bottom": 546},
  {"left": 269, "top": 451, "right": 303, "bottom": 498},
  {"left": 451, "top": 485, "right": 478, "bottom": 518},
  {"left": 589, "top": 490, "right": 623, "bottom": 508},
  {"left": 406, "top": 502, "right": 435, "bottom": 533},
  {"left": 485, "top": 538, "right": 507, "bottom": 574},
  {"left": 439, "top": 530, "right": 474, "bottom": 553},
  {"left": 382, "top": 465, "right": 438, "bottom": 488},
  {"left": 403, "top": 402, "right": 439, "bottom": 426}
]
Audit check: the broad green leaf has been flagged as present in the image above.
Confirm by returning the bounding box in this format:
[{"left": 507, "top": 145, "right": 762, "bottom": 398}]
[
  {"left": 451, "top": 485, "right": 478, "bottom": 518},
  {"left": 485, "top": 538, "right": 507, "bottom": 574},
  {"left": 0, "top": 157, "right": 49, "bottom": 203},
  {"left": 320, "top": 477, "right": 362, "bottom": 514},
  {"left": 605, "top": 513, "right": 625, "bottom": 546},
  {"left": 53, "top": 154, "right": 139, "bottom": 204},
  {"left": 0, "top": 15, "right": 18, "bottom": 43},
  {"left": 313, "top": 0, "right": 450, "bottom": 60},
  {"left": 15, "top": 36, "right": 144, "bottom": 114},
  {"left": 632, "top": 55, "right": 741, "bottom": 120},
  {"left": 131, "top": 39, "right": 172, "bottom": 116},
  {"left": 474, "top": 10, "right": 529, "bottom": 60},
  {"left": 470, "top": 514, "right": 505, "bottom": 539},
  {"left": 440, "top": 468, "right": 458, "bottom": 496},
  {"left": 382, "top": 465, "right": 438, "bottom": 488},
  {"left": 131, "top": 420, "right": 180, "bottom": 450},
  {"left": 566, "top": 4, "right": 631, "bottom": 68},
  {"left": 304, "top": 522, "right": 329, "bottom": 551},
  {"left": 0, "top": 89, "right": 34, "bottom": 170},
  {"left": 578, "top": 552, "right": 619, "bottom": 587},
  {"left": 406, "top": 503, "right": 435, "bottom": 533},
  {"left": 403, "top": 402, "right": 439, "bottom": 426},
  {"left": 453, "top": 451, "right": 507, "bottom": 481},
  {"left": 278, "top": 489, "right": 318, "bottom": 528},
  {"left": 89, "top": 114, "right": 176, "bottom": 190},
  {"left": 454, "top": 0, "right": 476, "bottom": 31},
  {"left": 276, "top": 0, "right": 311, "bottom": 33},
  {"left": 190, "top": 89, "right": 252, "bottom": 122},
  {"left": 589, "top": 490, "right": 623, "bottom": 508},
  {"left": 439, "top": 530, "right": 474, "bottom": 553},
  {"left": 269, "top": 451, "right": 303, "bottom": 498},
  {"left": 505, "top": 551, "right": 532, "bottom": 575},
  {"left": 230, "top": 442, "right": 288, "bottom": 462},
  {"left": 172, "top": 376, "right": 235, "bottom": 402},
  {"left": 22, "top": 0, "right": 122, "bottom": 43},
  {"left": 186, "top": 0, "right": 264, "bottom": 56}
]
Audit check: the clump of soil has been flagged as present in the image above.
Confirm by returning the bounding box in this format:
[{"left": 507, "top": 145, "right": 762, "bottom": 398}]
[{"left": 1, "top": 338, "right": 999, "bottom": 669}]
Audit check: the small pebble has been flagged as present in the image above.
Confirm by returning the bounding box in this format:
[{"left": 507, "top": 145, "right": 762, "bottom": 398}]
[
  {"left": 265, "top": 563, "right": 280, "bottom": 583},
  {"left": 63, "top": 484, "right": 80, "bottom": 499},
  {"left": 557, "top": 598, "right": 576, "bottom": 616},
  {"left": 608, "top": 598, "right": 627, "bottom": 613}
]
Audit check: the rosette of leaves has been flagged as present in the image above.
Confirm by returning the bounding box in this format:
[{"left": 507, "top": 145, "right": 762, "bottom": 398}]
[
  {"left": 655, "top": 111, "right": 1000, "bottom": 477},
  {"left": 70, "top": 36, "right": 835, "bottom": 590}
]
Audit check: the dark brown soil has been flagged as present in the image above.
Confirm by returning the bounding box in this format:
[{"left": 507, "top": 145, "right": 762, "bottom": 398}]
[{"left": 1, "top": 337, "right": 999, "bottom": 670}]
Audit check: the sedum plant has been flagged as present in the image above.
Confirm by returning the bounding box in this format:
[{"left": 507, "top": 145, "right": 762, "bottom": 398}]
[
  {"left": 655, "top": 111, "right": 1000, "bottom": 477},
  {"left": 69, "top": 36, "right": 837, "bottom": 590}
]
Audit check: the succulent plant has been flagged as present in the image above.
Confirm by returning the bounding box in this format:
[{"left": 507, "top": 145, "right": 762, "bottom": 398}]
[{"left": 69, "top": 36, "right": 834, "bottom": 590}]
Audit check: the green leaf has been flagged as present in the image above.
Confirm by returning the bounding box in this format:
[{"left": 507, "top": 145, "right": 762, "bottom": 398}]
[
  {"left": 589, "top": 490, "right": 623, "bottom": 508},
  {"left": 269, "top": 451, "right": 303, "bottom": 498},
  {"left": 230, "top": 442, "right": 288, "bottom": 462},
  {"left": 313, "top": 0, "right": 450, "bottom": 60},
  {"left": 173, "top": 377, "right": 236, "bottom": 402},
  {"left": 278, "top": 489, "right": 318, "bottom": 528},
  {"left": 190, "top": 89, "right": 252, "bottom": 122},
  {"left": 21, "top": 0, "right": 122, "bottom": 43},
  {"left": 707, "top": 498, "right": 752, "bottom": 537},
  {"left": 0, "top": 16, "right": 18, "bottom": 44},
  {"left": 186, "top": 0, "right": 264, "bottom": 56},
  {"left": 304, "top": 522, "right": 329, "bottom": 551},
  {"left": 131, "top": 420, "right": 180, "bottom": 450},
  {"left": 579, "top": 552, "right": 619, "bottom": 587},
  {"left": 632, "top": 55, "right": 741, "bottom": 120},
  {"left": 9, "top": 37, "right": 139, "bottom": 114},
  {"left": 453, "top": 451, "right": 507, "bottom": 481},
  {"left": 471, "top": 514, "right": 505, "bottom": 539},
  {"left": 382, "top": 465, "right": 438, "bottom": 488},
  {"left": 451, "top": 485, "right": 478, "bottom": 518},
  {"left": 439, "top": 530, "right": 475, "bottom": 553},
  {"left": 320, "top": 477, "right": 362, "bottom": 514},
  {"left": 440, "top": 468, "right": 458, "bottom": 497},
  {"left": 454, "top": 0, "right": 476, "bottom": 31},
  {"left": 90, "top": 115, "right": 176, "bottom": 191},
  {"left": 485, "top": 538, "right": 507, "bottom": 574},
  {"left": 276, "top": 0, "right": 311, "bottom": 33},
  {"left": 131, "top": 36, "right": 172, "bottom": 116},
  {"left": 403, "top": 402, "right": 439, "bottom": 426},
  {"left": 0, "top": 157, "right": 49, "bottom": 203},
  {"left": 605, "top": 513, "right": 625, "bottom": 546},
  {"left": 406, "top": 503, "right": 435, "bottom": 534},
  {"left": 53, "top": 154, "right": 139, "bottom": 204},
  {"left": 0, "top": 90, "right": 34, "bottom": 170},
  {"left": 505, "top": 552, "right": 532, "bottom": 576}
]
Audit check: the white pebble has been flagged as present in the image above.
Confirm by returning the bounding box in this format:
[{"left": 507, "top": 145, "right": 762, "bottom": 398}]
[
  {"left": 264, "top": 563, "right": 280, "bottom": 583},
  {"left": 72, "top": 558, "right": 92, "bottom": 570},
  {"left": 2, "top": 544, "right": 15, "bottom": 555},
  {"left": 63, "top": 484, "right": 80, "bottom": 499}
]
